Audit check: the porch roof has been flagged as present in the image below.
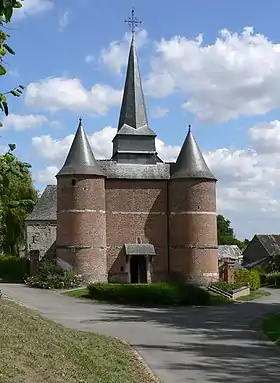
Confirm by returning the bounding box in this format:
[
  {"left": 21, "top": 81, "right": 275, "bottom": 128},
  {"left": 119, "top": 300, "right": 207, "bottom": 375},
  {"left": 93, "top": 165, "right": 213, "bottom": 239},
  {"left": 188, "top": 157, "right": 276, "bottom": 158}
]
[{"left": 124, "top": 243, "right": 156, "bottom": 256}]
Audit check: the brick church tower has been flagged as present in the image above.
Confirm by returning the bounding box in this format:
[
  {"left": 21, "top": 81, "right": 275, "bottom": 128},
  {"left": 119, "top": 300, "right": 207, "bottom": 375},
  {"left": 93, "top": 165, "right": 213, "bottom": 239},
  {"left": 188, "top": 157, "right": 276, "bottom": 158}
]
[
  {"left": 26, "top": 10, "right": 219, "bottom": 285},
  {"left": 55, "top": 119, "right": 107, "bottom": 281}
]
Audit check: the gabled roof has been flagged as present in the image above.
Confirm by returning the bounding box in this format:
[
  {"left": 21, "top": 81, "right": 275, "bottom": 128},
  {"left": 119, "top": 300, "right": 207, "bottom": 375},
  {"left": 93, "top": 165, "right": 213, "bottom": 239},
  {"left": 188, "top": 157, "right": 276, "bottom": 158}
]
[
  {"left": 56, "top": 119, "right": 104, "bottom": 177},
  {"left": 26, "top": 185, "right": 57, "bottom": 221},
  {"left": 256, "top": 234, "right": 280, "bottom": 256},
  {"left": 171, "top": 127, "right": 216, "bottom": 180},
  {"left": 218, "top": 245, "right": 242, "bottom": 260}
]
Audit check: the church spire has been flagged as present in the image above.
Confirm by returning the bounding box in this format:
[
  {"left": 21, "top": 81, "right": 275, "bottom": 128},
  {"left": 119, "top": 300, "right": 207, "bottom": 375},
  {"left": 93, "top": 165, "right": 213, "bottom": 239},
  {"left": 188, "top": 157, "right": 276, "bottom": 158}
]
[
  {"left": 111, "top": 9, "right": 159, "bottom": 164},
  {"left": 56, "top": 118, "right": 104, "bottom": 177},
  {"left": 171, "top": 125, "right": 216, "bottom": 180}
]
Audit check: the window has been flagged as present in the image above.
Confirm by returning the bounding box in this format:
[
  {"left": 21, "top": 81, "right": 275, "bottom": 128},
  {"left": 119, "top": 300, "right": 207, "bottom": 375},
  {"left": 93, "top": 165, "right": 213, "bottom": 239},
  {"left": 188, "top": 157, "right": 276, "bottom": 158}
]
[{"left": 71, "top": 178, "right": 77, "bottom": 186}]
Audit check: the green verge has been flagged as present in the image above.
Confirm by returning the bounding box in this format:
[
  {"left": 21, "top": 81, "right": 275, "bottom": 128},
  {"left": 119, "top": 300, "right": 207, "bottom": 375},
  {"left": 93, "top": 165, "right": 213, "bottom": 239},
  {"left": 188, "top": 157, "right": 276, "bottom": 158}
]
[
  {"left": 262, "top": 313, "right": 280, "bottom": 343},
  {"left": 0, "top": 298, "right": 158, "bottom": 383},
  {"left": 236, "top": 289, "right": 271, "bottom": 301},
  {"left": 64, "top": 284, "right": 232, "bottom": 306}
]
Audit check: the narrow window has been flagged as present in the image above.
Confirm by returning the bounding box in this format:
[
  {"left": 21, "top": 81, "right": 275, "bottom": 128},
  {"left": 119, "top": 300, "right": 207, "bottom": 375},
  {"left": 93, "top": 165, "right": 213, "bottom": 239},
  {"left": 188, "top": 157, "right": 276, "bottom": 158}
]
[{"left": 71, "top": 178, "right": 77, "bottom": 186}]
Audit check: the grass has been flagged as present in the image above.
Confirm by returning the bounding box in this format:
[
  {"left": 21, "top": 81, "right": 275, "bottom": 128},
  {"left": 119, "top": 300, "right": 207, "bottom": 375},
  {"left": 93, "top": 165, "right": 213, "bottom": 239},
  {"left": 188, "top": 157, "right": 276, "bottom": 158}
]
[
  {"left": 262, "top": 313, "right": 280, "bottom": 344},
  {"left": 236, "top": 289, "right": 271, "bottom": 301},
  {"left": 0, "top": 298, "right": 158, "bottom": 383},
  {"left": 64, "top": 286, "right": 232, "bottom": 306}
]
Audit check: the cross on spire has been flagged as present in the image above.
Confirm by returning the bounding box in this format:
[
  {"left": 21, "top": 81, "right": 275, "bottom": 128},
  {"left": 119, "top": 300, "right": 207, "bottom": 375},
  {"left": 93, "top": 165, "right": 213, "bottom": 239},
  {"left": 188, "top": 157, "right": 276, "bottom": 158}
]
[{"left": 125, "top": 8, "right": 142, "bottom": 36}]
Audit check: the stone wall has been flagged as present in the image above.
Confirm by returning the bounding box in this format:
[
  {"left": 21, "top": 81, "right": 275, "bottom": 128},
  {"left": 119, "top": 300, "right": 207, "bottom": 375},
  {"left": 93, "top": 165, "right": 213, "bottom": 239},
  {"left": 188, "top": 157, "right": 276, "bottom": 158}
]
[
  {"left": 25, "top": 221, "right": 56, "bottom": 260},
  {"left": 105, "top": 179, "right": 169, "bottom": 282}
]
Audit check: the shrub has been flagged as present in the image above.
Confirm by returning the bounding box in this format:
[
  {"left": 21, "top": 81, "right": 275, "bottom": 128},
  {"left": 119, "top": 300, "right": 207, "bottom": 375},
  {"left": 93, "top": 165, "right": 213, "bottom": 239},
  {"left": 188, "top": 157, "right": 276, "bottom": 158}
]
[
  {"left": 24, "top": 260, "right": 84, "bottom": 289},
  {"left": 234, "top": 269, "right": 260, "bottom": 291},
  {"left": 0, "top": 254, "right": 29, "bottom": 282},
  {"left": 265, "top": 272, "right": 280, "bottom": 287},
  {"left": 211, "top": 281, "right": 244, "bottom": 292},
  {"left": 87, "top": 282, "right": 211, "bottom": 306}
]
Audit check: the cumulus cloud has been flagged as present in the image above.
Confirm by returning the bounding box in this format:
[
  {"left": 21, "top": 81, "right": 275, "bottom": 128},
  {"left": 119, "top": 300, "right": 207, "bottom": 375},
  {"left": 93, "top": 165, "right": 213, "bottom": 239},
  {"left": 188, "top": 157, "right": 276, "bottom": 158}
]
[
  {"left": 2, "top": 114, "right": 51, "bottom": 131},
  {"left": 99, "top": 29, "right": 148, "bottom": 74},
  {"left": 145, "top": 27, "right": 280, "bottom": 123},
  {"left": 25, "top": 77, "right": 122, "bottom": 115},
  {"left": 151, "top": 106, "right": 169, "bottom": 118},
  {"left": 14, "top": 0, "right": 53, "bottom": 20}
]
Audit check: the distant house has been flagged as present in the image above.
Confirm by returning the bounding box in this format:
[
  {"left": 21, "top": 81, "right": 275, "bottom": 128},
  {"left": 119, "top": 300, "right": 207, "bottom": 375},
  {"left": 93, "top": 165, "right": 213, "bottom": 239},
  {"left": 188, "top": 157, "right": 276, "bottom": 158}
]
[
  {"left": 242, "top": 234, "right": 280, "bottom": 268},
  {"left": 218, "top": 245, "right": 243, "bottom": 265}
]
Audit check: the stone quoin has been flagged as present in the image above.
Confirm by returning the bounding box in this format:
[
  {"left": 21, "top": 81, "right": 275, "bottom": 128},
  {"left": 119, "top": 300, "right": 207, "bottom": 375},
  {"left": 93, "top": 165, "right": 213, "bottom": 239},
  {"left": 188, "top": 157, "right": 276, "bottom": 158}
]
[{"left": 25, "top": 12, "right": 219, "bottom": 285}]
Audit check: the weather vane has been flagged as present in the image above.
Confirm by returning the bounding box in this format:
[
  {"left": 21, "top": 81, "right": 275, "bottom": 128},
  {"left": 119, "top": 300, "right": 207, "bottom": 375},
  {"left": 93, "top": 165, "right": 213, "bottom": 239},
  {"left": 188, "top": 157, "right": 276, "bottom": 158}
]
[{"left": 125, "top": 8, "right": 142, "bottom": 36}]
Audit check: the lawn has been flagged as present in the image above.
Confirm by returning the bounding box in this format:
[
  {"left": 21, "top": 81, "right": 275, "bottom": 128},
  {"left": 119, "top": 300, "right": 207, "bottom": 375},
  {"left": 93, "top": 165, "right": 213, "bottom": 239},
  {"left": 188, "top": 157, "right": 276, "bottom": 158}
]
[
  {"left": 236, "top": 289, "right": 271, "bottom": 301},
  {"left": 0, "top": 298, "right": 158, "bottom": 383},
  {"left": 262, "top": 313, "right": 280, "bottom": 343}
]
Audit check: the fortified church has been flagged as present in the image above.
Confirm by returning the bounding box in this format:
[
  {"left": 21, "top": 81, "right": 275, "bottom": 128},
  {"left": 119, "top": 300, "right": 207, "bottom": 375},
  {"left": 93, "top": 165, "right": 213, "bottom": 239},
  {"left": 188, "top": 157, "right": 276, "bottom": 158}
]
[{"left": 26, "top": 11, "right": 219, "bottom": 285}]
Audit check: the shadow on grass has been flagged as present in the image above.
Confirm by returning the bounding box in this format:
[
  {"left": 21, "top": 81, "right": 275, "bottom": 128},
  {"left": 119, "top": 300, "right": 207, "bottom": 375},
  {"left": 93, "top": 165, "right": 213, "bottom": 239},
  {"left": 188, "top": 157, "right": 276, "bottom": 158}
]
[{"left": 75, "top": 290, "right": 280, "bottom": 382}]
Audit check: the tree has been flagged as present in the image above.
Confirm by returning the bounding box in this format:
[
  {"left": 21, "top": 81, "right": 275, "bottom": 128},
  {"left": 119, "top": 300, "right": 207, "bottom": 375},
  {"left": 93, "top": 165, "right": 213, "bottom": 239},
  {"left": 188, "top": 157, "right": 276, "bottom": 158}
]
[
  {"left": 217, "top": 214, "right": 245, "bottom": 249},
  {"left": 0, "top": 144, "right": 38, "bottom": 256},
  {"left": 0, "top": 0, "right": 25, "bottom": 126}
]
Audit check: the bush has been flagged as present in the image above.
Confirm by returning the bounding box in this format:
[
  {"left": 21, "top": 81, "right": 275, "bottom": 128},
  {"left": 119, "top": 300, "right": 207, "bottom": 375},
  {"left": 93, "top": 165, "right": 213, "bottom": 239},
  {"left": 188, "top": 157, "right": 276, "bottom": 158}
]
[
  {"left": 87, "top": 282, "right": 211, "bottom": 306},
  {"left": 265, "top": 272, "right": 280, "bottom": 287},
  {"left": 211, "top": 281, "right": 244, "bottom": 292},
  {"left": 234, "top": 269, "right": 260, "bottom": 291},
  {"left": 0, "top": 254, "right": 29, "bottom": 282},
  {"left": 24, "top": 260, "right": 83, "bottom": 289}
]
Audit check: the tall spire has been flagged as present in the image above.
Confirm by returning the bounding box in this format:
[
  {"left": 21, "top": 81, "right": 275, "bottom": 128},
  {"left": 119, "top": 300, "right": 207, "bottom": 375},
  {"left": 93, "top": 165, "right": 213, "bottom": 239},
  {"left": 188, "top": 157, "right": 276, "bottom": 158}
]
[
  {"left": 171, "top": 125, "right": 216, "bottom": 180},
  {"left": 56, "top": 119, "right": 104, "bottom": 177},
  {"left": 111, "top": 9, "right": 159, "bottom": 164}
]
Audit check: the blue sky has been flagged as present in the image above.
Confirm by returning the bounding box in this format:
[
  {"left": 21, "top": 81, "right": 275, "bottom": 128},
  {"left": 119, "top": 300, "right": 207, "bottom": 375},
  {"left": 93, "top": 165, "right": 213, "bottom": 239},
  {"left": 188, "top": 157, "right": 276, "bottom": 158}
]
[{"left": 3, "top": 0, "right": 280, "bottom": 239}]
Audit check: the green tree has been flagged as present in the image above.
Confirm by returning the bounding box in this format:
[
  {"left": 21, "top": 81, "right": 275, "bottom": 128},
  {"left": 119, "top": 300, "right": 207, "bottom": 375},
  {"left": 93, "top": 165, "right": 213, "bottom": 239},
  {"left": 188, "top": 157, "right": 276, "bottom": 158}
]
[
  {"left": 0, "top": 0, "right": 25, "bottom": 126},
  {"left": 217, "top": 214, "right": 245, "bottom": 249},
  {"left": 0, "top": 145, "right": 38, "bottom": 256}
]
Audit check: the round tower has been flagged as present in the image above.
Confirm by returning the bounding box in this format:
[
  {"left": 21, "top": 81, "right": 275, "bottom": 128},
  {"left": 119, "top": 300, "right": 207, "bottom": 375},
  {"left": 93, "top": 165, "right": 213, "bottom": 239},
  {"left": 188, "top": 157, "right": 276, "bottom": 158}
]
[
  {"left": 168, "top": 126, "right": 219, "bottom": 285},
  {"left": 55, "top": 119, "right": 107, "bottom": 282}
]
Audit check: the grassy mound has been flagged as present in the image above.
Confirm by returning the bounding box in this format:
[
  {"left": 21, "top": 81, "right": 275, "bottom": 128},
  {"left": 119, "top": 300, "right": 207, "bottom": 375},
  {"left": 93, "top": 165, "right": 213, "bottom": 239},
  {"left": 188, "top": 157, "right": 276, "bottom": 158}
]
[
  {"left": 0, "top": 298, "right": 158, "bottom": 383},
  {"left": 262, "top": 314, "right": 280, "bottom": 343},
  {"left": 65, "top": 282, "right": 230, "bottom": 307}
]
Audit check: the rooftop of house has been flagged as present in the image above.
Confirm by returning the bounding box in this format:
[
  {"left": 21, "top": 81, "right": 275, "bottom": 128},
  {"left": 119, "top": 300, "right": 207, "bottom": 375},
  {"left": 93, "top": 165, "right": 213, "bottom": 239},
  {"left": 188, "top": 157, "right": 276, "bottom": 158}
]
[
  {"left": 255, "top": 234, "right": 280, "bottom": 256},
  {"left": 218, "top": 245, "right": 242, "bottom": 260}
]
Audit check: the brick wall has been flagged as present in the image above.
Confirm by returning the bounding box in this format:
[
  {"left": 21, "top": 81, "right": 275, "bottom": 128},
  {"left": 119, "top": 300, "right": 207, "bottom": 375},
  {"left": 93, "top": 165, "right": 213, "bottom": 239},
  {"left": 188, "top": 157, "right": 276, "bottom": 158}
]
[
  {"left": 106, "top": 179, "right": 168, "bottom": 282},
  {"left": 168, "top": 178, "right": 219, "bottom": 284},
  {"left": 56, "top": 175, "right": 107, "bottom": 282}
]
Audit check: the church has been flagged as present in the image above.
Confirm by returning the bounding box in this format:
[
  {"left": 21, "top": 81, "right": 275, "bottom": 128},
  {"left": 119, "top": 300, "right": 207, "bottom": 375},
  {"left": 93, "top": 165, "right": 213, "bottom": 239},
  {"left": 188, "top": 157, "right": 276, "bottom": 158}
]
[{"left": 25, "top": 13, "right": 219, "bottom": 285}]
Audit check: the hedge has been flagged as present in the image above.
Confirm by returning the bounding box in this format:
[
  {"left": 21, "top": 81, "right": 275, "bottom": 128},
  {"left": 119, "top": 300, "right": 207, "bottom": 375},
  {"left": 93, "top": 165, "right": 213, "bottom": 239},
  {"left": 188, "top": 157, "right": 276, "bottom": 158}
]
[
  {"left": 264, "top": 272, "right": 280, "bottom": 287},
  {"left": 234, "top": 269, "right": 260, "bottom": 291},
  {"left": 0, "top": 254, "right": 29, "bottom": 282},
  {"left": 87, "top": 282, "right": 211, "bottom": 306}
]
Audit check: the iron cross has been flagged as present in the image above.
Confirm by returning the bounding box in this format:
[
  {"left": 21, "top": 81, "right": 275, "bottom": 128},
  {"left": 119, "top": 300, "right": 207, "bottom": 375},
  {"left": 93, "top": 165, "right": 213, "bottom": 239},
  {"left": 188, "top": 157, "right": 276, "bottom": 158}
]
[{"left": 125, "top": 8, "right": 142, "bottom": 36}]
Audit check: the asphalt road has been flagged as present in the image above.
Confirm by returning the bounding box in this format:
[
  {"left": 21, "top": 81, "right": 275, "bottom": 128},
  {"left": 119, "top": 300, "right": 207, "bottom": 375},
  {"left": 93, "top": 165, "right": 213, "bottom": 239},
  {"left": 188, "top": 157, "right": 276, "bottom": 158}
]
[{"left": 1, "top": 283, "right": 280, "bottom": 383}]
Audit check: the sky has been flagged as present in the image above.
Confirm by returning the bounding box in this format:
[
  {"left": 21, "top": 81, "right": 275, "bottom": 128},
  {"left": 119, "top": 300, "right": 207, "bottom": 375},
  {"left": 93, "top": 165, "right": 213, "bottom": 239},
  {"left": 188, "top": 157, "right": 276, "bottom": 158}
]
[{"left": 3, "top": 0, "right": 280, "bottom": 240}]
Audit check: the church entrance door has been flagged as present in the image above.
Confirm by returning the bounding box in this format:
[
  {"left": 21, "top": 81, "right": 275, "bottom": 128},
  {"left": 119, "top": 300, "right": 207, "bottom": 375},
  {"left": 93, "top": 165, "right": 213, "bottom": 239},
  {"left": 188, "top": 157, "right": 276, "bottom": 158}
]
[{"left": 130, "top": 255, "right": 147, "bottom": 283}]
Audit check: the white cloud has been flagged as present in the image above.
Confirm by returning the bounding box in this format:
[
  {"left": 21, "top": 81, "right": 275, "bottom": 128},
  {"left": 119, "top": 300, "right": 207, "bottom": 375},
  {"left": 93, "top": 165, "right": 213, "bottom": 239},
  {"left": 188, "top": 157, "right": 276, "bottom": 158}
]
[
  {"left": 59, "top": 10, "right": 69, "bottom": 32},
  {"left": 151, "top": 106, "right": 169, "bottom": 118},
  {"left": 85, "top": 55, "right": 94, "bottom": 64},
  {"left": 33, "top": 166, "right": 58, "bottom": 185},
  {"left": 145, "top": 27, "right": 280, "bottom": 123},
  {"left": 14, "top": 0, "right": 53, "bottom": 20},
  {"left": 32, "top": 120, "right": 280, "bottom": 238},
  {"left": 2, "top": 114, "right": 49, "bottom": 131},
  {"left": 25, "top": 77, "right": 122, "bottom": 115},
  {"left": 100, "top": 29, "right": 148, "bottom": 74}
]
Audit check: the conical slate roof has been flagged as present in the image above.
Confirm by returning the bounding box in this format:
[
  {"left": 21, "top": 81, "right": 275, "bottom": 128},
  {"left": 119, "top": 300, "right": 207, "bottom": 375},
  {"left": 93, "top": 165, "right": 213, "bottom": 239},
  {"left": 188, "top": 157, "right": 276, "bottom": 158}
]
[
  {"left": 171, "top": 127, "right": 216, "bottom": 180},
  {"left": 56, "top": 119, "right": 104, "bottom": 177},
  {"left": 117, "top": 36, "right": 156, "bottom": 136}
]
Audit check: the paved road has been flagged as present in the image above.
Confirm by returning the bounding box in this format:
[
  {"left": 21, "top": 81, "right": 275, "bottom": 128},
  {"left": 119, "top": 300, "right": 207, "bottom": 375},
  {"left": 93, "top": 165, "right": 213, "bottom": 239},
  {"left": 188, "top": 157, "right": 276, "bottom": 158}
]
[{"left": 1, "top": 284, "right": 280, "bottom": 383}]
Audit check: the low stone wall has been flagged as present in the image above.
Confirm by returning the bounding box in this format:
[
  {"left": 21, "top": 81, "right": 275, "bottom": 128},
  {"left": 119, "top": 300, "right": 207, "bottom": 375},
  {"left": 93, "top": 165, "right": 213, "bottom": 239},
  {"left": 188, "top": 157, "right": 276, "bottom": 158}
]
[{"left": 231, "top": 286, "right": 250, "bottom": 299}]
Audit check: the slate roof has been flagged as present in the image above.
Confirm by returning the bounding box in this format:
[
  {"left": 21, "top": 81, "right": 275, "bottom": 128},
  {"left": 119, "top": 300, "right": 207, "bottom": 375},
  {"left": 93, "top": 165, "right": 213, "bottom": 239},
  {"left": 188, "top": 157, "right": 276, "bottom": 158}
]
[
  {"left": 124, "top": 243, "right": 156, "bottom": 256},
  {"left": 56, "top": 119, "right": 104, "bottom": 177},
  {"left": 171, "top": 127, "right": 216, "bottom": 180},
  {"left": 218, "top": 245, "right": 242, "bottom": 261},
  {"left": 256, "top": 234, "right": 280, "bottom": 256},
  {"left": 26, "top": 185, "right": 57, "bottom": 221}
]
